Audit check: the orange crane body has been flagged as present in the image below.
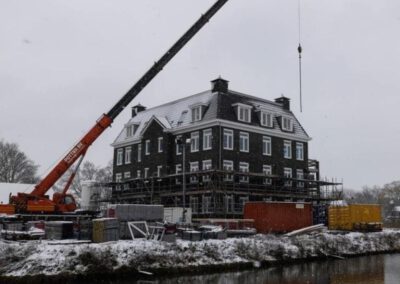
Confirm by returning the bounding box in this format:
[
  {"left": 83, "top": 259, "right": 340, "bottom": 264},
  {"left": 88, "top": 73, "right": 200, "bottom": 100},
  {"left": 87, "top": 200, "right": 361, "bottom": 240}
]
[{"left": 0, "top": 0, "right": 229, "bottom": 215}]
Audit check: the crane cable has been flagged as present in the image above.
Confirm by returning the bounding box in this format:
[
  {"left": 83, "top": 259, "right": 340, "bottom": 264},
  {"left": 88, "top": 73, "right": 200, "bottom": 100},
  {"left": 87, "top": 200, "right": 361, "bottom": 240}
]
[{"left": 297, "top": 0, "right": 303, "bottom": 112}]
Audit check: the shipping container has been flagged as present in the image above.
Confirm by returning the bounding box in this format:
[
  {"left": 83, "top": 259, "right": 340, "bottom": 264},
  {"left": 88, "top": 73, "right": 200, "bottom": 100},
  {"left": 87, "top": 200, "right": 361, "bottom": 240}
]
[
  {"left": 328, "top": 204, "right": 382, "bottom": 231},
  {"left": 243, "top": 202, "right": 313, "bottom": 234}
]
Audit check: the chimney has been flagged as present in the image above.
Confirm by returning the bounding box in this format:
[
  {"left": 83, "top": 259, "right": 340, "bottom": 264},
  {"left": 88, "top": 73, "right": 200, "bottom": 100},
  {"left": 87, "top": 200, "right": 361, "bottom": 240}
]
[
  {"left": 211, "top": 77, "right": 229, "bottom": 93},
  {"left": 275, "top": 96, "right": 290, "bottom": 110},
  {"left": 131, "top": 104, "right": 146, "bottom": 117}
]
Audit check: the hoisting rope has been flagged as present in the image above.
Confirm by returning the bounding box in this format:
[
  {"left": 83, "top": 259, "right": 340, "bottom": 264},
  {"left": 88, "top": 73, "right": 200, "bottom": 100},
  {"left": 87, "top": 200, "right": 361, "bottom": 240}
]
[{"left": 298, "top": 0, "right": 303, "bottom": 112}]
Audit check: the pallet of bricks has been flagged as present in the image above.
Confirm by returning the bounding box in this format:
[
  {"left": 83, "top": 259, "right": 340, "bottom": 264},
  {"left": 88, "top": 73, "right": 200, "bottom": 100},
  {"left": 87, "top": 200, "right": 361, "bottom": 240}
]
[
  {"left": 92, "top": 218, "right": 119, "bottom": 243},
  {"left": 45, "top": 221, "right": 74, "bottom": 240}
]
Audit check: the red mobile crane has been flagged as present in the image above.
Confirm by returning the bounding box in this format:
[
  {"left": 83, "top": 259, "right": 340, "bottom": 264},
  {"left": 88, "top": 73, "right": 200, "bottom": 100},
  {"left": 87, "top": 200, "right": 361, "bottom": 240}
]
[{"left": 0, "top": 0, "right": 229, "bottom": 215}]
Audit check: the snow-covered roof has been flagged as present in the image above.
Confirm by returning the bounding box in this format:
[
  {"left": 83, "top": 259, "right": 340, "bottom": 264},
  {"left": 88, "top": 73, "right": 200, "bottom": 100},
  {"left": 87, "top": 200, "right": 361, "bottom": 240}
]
[{"left": 112, "top": 86, "right": 310, "bottom": 147}]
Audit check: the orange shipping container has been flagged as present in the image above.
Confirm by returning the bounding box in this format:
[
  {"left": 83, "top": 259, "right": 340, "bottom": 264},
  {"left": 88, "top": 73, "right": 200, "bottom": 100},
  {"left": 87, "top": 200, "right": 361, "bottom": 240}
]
[{"left": 244, "top": 202, "right": 313, "bottom": 234}]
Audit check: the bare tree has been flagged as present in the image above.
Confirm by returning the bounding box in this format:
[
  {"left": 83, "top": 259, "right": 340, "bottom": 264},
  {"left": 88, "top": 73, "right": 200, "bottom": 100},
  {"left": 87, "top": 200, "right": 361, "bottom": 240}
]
[
  {"left": 0, "top": 140, "right": 39, "bottom": 183},
  {"left": 80, "top": 161, "right": 99, "bottom": 181}
]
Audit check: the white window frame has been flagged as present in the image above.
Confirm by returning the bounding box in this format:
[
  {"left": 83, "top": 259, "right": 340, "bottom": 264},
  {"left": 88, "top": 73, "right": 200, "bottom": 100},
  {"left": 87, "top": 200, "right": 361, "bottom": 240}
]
[
  {"left": 239, "top": 162, "right": 249, "bottom": 183},
  {"left": 203, "top": 129, "right": 212, "bottom": 150},
  {"left": 157, "top": 165, "right": 162, "bottom": 178},
  {"left": 296, "top": 142, "right": 304, "bottom": 161},
  {"left": 124, "top": 171, "right": 131, "bottom": 179},
  {"left": 223, "top": 129, "right": 234, "bottom": 150},
  {"left": 239, "top": 196, "right": 249, "bottom": 212},
  {"left": 202, "top": 195, "right": 212, "bottom": 213},
  {"left": 125, "top": 146, "right": 132, "bottom": 164},
  {"left": 263, "top": 165, "right": 272, "bottom": 185},
  {"left": 115, "top": 173, "right": 122, "bottom": 191},
  {"left": 126, "top": 124, "right": 134, "bottom": 137},
  {"left": 158, "top": 137, "right": 163, "bottom": 153},
  {"left": 239, "top": 132, "right": 249, "bottom": 152},
  {"left": 136, "top": 170, "right": 141, "bottom": 178},
  {"left": 224, "top": 195, "right": 234, "bottom": 213},
  {"left": 145, "top": 140, "right": 150, "bottom": 155},
  {"left": 238, "top": 105, "right": 252, "bottom": 123},
  {"left": 191, "top": 106, "right": 202, "bottom": 122},
  {"left": 137, "top": 144, "right": 142, "bottom": 162},
  {"left": 262, "top": 136, "right": 272, "bottom": 156},
  {"left": 297, "top": 169, "right": 304, "bottom": 188},
  {"left": 176, "top": 135, "right": 182, "bottom": 155},
  {"left": 284, "top": 167, "right": 292, "bottom": 187},
  {"left": 190, "top": 131, "right": 199, "bottom": 153},
  {"left": 190, "top": 161, "right": 199, "bottom": 183},
  {"left": 116, "top": 149, "right": 123, "bottom": 166},
  {"left": 190, "top": 196, "right": 199, "bottom": 213},
  {"left": 223, "top": 160, "right": 234, "bottom": 181},
  {"left": 260, "top": 111, "right": 273, "bottom": 127},
  {"left": 175, "top": 164, "right": 182, "bottom": 185},
  {"left": 282, "top": 116, "right": 293, "bottom": 131},
  {"left": 284, "top": 140, "right": 292, "bottom": 159},
  {"left": 202, "top": 159, "right": 212, "bottom": 182},
  {"left": 144, "top": 168, "right": 149, "bottom": 179}
]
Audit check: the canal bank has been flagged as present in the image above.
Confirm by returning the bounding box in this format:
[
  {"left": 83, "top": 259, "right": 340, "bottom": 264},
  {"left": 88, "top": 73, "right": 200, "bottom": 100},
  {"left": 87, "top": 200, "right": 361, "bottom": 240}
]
[{"left": 1, "top": 229, "right": 400, "bottom": 283}]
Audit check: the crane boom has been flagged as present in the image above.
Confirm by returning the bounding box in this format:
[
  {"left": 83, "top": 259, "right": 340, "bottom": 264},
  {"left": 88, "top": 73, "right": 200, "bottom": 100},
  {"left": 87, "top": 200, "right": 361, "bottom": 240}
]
[{"left": 29, "top": 0, "right": 229, "bottom": 199}]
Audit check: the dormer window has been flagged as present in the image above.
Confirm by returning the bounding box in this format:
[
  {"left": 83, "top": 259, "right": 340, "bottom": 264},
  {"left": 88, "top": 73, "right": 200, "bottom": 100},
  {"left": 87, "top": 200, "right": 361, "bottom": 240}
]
[
  {"left": 282, "top": 116, "right": 293, "bottom": 131},
  {"left": 260, "top": 112, "right": 273, "bottom": 127},
  {"left": 233, "top": 103, "right": 252, "bottom": 123},
  {"left": 192, "top": 106, "right": 202, "bottom": 122},
  {"left": 126, "top": 123, "right": 139, "bottom": 138}
]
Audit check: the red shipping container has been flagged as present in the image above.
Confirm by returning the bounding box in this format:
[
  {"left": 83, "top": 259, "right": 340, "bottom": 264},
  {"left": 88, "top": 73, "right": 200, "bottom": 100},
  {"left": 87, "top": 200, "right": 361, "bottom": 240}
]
[{"left": 244, "top": 202, "right": 312, "bottom": 233}]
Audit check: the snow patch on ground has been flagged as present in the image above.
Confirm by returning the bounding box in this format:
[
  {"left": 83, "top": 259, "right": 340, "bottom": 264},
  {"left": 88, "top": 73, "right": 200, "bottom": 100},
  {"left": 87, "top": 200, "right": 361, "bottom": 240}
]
[{"left": 1, "top": 229, "right": 400, "bottom": 277}]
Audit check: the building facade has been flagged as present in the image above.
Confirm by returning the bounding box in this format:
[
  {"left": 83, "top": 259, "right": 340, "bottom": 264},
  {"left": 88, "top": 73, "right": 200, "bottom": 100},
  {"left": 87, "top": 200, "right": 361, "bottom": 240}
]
[{"left": 111, "top": 78, "right": 338, "bottom": 218}]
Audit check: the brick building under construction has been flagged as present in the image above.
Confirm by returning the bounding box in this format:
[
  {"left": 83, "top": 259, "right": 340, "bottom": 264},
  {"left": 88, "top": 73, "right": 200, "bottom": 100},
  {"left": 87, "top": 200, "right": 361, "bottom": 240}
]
[{"left": 110, "top": 78, "right": 341, "bottom": 218}]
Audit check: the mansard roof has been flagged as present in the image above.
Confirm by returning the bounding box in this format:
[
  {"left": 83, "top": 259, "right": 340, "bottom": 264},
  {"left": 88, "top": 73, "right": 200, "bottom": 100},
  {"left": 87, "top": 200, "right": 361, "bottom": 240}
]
[{"left": 112, "top": 83, "right": 310, "bottom": 147}]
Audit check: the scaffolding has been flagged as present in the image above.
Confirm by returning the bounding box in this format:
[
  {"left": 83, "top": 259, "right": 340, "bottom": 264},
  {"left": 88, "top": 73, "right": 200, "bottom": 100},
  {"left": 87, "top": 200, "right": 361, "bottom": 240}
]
[{"left": 108, "top": 165, "right": 342, "bottom": 219}]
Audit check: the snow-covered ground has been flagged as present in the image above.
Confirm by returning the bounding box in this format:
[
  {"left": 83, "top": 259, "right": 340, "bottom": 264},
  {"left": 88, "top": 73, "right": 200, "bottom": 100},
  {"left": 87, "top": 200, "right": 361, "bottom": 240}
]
[{"left": 1, "top": 229, "right": 400, "bottom": 277}]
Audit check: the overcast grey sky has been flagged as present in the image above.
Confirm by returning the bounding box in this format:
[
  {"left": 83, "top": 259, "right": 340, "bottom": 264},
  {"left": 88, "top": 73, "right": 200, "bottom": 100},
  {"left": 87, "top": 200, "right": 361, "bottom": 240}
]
[{"left": 1, "top": 0, "right": 400, "bottom": 190}]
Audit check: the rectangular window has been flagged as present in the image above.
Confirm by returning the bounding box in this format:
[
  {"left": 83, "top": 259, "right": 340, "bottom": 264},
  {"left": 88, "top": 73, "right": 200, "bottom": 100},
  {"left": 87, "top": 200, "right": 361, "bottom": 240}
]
[
  {"left": 239, "top": 162, "right": 249, "bottom": 183},
  {"left": 175, "top": 164, "right": 182, "bottom": 185},
  {"left": 137, "top": 144, "right": 142, "bottom": 162},
  {"left": 116, "top": 149, "right": 123, "bottom": 166},
  {"left": 263, "top": 165, "right": 272, "bottom": 185},
  {"left": 126, "top": 125, "right": 134, "bottom": 137},
  {"left": 202, "top": 159, "right": 212, "bottom": 182},
  {"left": 203, "top": 129, "right": 212, "bottom": 150},
  {"left": 136, "top": 170, "right": 141, "bottom": 178},
  {"left": 261, "top": 112, "right": 273, "bottom": 127},
  {"left": 202, "top": 195, "right": 212, "bottom": 213},
  {"left": 223, "top": 129, "right": 234, "bottom": 150},
  {"left": 145, "top": 140, "right": 150, "bottom": 155},
  {"left": 190, "top": 197, "right": 199, "bottom": 213},
  {"left": 125, "top": 146, "right": 132, "bottom": 164},
  {"left": 176, "top": 135, "right": 182, "bottom": 155},
  {"left": 282, "top": 117, "right": 293, "bottom": 131},
  {"left": 158, "top": 137, "right": 163, "bottom": 153},
  {"left": 115, "top": 173, "right": 122, "bottom": 191},
  {"left": 239, "top": 132, "right": 249, "bottom": 152},
  {"left": 190, "top": 161, "right": 199, "bottom": 183},
  {"left": 157, "top": 165, "right": 162, "bottom": 178},
  {"left": 262, "top": 136, "right": 271, "bottom": 156},
  {"left": 296, "top": 143, "right": 304, "bottom": 160},
  {"left": 223, "top": 160, "right": 234, "bottom": 181},
  {"left": 192, "top": 106, "right": 202, "bottom": 122},
  {"left": 297, "top": 169, "right": 304, "bottom": 188},
  {"left": 239, "top": 196, "right": 249, "bottom": 212},
  {"left": 238, "top": 106, "right": 251, "bottom": 122},
  {"left": 124, "top": 171, "right": 131, "bottom": 179},
  {"left": 144, "top": 168, "right": 149, "bottom": 178},
  {"left": 224, "top": 195, "right": 234, "bottom": 213},
  {"left": 284, "top": 167, "right": 292, "bottom": 187},
  {"left": 284, "top": 140, "right": 292, "bottom": 159},
  {"left": 191, "top": 132, "right": 199, "bottom": 152}
]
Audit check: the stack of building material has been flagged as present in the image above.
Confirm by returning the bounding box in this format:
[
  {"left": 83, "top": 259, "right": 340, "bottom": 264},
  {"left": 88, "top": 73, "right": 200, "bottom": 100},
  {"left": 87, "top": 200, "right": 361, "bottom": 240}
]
[
  {"left": 77, "top": 219, "right": 93, "bottom": 240},
  {"left": 92, "top": 218, "right": 119, "bottom": 243},
  {"left": 244, "top": 202, "right": 313, "bottom": 234},
  {"left": 107, "top": 204, "right": 164, "bottom": 239},
  {"left": 45, "top": 221, "right": 74, "bottom": 240},
  {"left": 164, "top": 207, "right": 192, "bottom": 224},
  {"left": 328, "top": 204, "right": 382, "bottom": 231},
  {"left": 182, "top": 230, "right": 201, "bottom": 241},
  {"left": 4, "top": 222, "right": 23, "bottom": 231}
]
